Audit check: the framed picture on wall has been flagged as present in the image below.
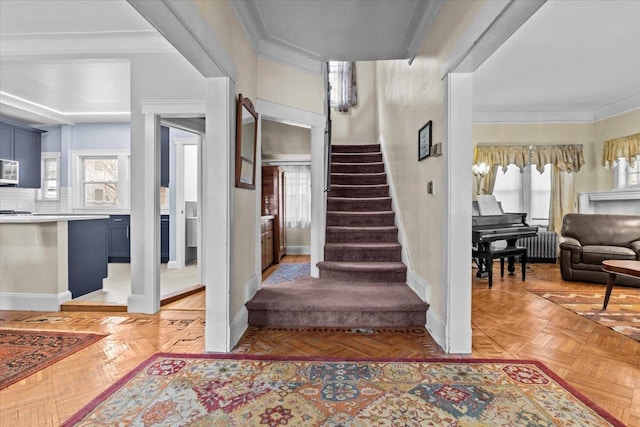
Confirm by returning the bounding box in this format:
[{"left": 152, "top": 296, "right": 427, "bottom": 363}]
[{"left": 418, "top": 120, "right": 432, "bottom": 161}]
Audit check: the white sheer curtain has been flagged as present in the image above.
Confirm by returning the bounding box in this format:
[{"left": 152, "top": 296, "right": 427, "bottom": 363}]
[
  {"left": 283, "top": 165, "right": 311, "bottom": 228},
  {"left": 329, "top": 61, "right": 357, "bottom": 113}
]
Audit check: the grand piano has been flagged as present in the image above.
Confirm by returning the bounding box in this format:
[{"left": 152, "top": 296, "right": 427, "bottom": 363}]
[{"left": 472, "top": 196, "right": 538, "bottom": 283}]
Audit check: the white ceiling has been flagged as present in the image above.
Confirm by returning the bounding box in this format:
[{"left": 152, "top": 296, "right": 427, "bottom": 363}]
[
  {"left": 231, "top": 0, "right": 443, "bottom": 72},
  {"left": 473, "top": 0, "right": 640, "bottom": 122},
  {"left": 0, "top": 0, "right": 172, "bottom": 126},
  {"left": 1, "top": 0, "right": 639, "bottom": 128}
]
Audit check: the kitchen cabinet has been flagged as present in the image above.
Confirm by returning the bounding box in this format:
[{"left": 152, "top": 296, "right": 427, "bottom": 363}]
[
  {"left": 261, "top": 217, "right": 274, "bottom": 271},
  {"left": 108, "top": 215, "right": 130, "bottom": 262},
  {"left": 0, "top": 121, "right": 42, "bottom": 188},
  {"left": 68, "top": 218, "right": 108, "bottom": 298},
  {"left": 161, "top": 215, "right": 169, "bottom": 263},
  {"left": 0, "top": 123, "right": 14, "bottom": 159},
  {"left": 161, "top": 125, "right": 169, "bottom": 188},
  {"left": 262, "top": 166, "right": 286, "bottom": 262},
  {"left": 108, "top": 214, "right": 169, "bottom": 263}
]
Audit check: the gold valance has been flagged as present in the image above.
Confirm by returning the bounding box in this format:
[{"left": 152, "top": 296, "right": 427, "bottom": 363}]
[
  {"left": 601, "top": 133, "right": 640, "bottom": 169},
  {"left": 474, "top": 144, "right": 584, "bottom": 173}
]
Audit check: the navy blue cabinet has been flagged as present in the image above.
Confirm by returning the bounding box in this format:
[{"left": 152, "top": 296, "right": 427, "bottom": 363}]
[
  {"left": 161, "top": 215, "right": 169, "bottom": 263},
  {"left": 108, "top": 215, "right": 130, "bottom": 262},
  {"left": 0, "top": 123, "right": 15, "bottom": 159},
  {"left": 108, "top": 214, "right": 169, "bottom": 263},
  {"left": 161, "top": 125, "right": 169, "bottom": 188},
  {"left": 68, "top": 219, "right": 108, "bottom": 298},
  {"left": 0, "top": 121, "right": 42, "bottom": 188}
]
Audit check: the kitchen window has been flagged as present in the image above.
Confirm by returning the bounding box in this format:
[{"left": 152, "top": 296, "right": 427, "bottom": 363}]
[
  {"left": 37, "top": 153, "right": 61, "bottom": 201},
  {"left": 73, "top": 151, "right": 129, "bottom": 209}
]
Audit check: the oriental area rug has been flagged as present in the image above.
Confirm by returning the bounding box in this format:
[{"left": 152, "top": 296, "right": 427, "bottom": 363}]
[
  {"left": 63, "top": 353, "right": 624, "bottom": 427},
  {"left": 262, "top": 263, "right": 310, "bottom": 286},
  {"left": 0, "top": 329, "right": 106, "bottom": 389},
  {"left": 530, "top": 288, "right": 640, "bottom": 342}
]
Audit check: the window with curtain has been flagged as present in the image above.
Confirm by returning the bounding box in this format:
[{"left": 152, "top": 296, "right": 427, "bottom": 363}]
[
  {"left": 493, "top": 164, "right": 551, "bottom": 226},
  {"left": 603, "top": 132, "right": 640, "bottom": 189},
  {"left": 283, "top": 165, "right": 311, "bottom": 228},
  {"left": 328, "top": 61, "right": 357, "bottom": 113}
]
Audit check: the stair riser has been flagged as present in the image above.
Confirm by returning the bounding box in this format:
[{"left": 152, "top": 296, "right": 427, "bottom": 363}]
[
  {"left": 327, "top": 198, "right": 392, "bottom": 212},
  {"left": 331, "top": 144, "right": 381, "bottom": 153},
  {"left": 325, "top": 248, "right": 402, "bottom": 262},
  {"left": 326, "top": 230, "right": 398, "bottom": 243},
  {"left": 318, "top": 268, "right": 406, "bottom": 283},
  {"left": 328, "top": 186, "right": 389, "bottom": 198},
  {"left": 331, "top": 163, "right": 385, "bottom": 174},
  {"left": 332, "top": 153, "right": 383, "bottom": 163},
  {"left": 326, "top": 213, "right": 395, "bottom": 227},
  {"left": 331, "top": 174, "right": 387, "bottom": 185},
  {"left": 248, "top": 310, "right": 425, "bottom": 328}
]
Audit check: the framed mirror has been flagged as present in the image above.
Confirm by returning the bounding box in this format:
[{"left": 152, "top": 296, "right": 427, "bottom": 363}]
[{"left": 235, "top": 93, "right": 258, "bottom": 189}]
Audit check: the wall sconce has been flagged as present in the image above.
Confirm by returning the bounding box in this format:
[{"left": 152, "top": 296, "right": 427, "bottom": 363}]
[{"left": 472, "top": 162, "right": 490, "bottom": 195}]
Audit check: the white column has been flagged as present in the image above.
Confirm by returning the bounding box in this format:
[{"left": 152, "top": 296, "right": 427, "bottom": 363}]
[
  {"left": 441, "top": 73, "right": 473, "bottom": 353},
  {"left": 203, "top": 77, "right": 232, "bottom": 352},
  {"left": 128, "top": 113, "right": 161, "bottom": 314}
]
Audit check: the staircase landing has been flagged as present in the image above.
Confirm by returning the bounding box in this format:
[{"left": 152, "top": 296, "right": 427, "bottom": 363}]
[{"left": 246, "top": 277, "right": 428, "bottom": 328}]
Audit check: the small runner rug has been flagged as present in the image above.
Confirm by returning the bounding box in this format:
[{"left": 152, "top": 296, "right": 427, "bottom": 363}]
[
  {"left": 262, "top": 263, "right": 310, "bottom": 286},
  {"left": 63, "top": 353, "right": 623, "bottom": 426},
  {"left": 530, "top": 288, "right": 640, "bottom": 342},
  {"left": 0, "top": 329, "right": 106, "bottom": 390}
]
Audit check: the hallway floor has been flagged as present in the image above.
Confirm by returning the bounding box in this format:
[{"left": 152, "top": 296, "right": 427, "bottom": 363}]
[
  {"left": 0, "top": 261, "right": 638, "bottom": 426},
  {"left": 72, "top": 262, "right": 199, "bottom": 305}
]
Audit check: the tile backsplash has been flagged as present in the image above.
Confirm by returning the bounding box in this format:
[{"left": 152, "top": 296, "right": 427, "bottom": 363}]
[{"left": 0, "top": 187, "right": 71, "bottom": 213}]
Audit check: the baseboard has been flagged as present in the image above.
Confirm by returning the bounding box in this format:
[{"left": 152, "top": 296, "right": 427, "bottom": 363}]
[
  {"left": 286, "top": 245, "right": 310, "bottom": 255},
  {"left": 230, "top": 305, "right": 249, "bottom": 349},
  {"left": 127, "top": 294, "right": 160, "bottom": 314},
  {"left": 167, "top": 260, "right": 181, "bottom": 269},
  {"left": 378, "top": 135, "right": 412, "bottom": 269},
  {"left": 427, "top": 309, "right": 446, "bottom": 351},
  {"left": 0, "top": 291, "right": 72, "bottom": 312},
  {"left": 406, "top": 268, "right": 429, "bottom": 302},
  {"left": 245, "top": 274, "right": 260, "bottom": 301}
]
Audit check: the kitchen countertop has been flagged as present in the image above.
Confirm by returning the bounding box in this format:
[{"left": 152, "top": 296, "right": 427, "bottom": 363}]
[{"left": 0, "top": 214, "right": 109, "bottom": 224}]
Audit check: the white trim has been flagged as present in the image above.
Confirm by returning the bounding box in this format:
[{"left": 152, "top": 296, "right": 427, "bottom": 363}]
[
  {"left": 286, "top": 245, "right": 311, "bottom": 255},
  {"left": 203, "top": 77, "right": 233, "bottom": 352},
  {"left": 0, "top": 291, "right": 72, "bottom": 312},
  {"left": 378, "top": 135, "right": 413, "bottom": 272},
  {"left": 442, "top": 0, "right": 546, "bottom": 77},
  {"left": 37, "top": 152, "right": 62, "bottom": 202},
  {"left": 255, "top": 99, "right": 326, "bottom": 278},
  {"left": 473, "top": 110, "right": 594, "bottom": 124},
  {"left": 593, "top": 96, "right": 640, "bottom": 122},
  {"left": 230, "top": 305, "right": 249, "bottom": 349},
  {"left": 173, "top": 136, "right": 200, "bottom": 270},
  {"left": 427, "top": 309, "right": 446, "bottom": 350},
  {"left": 127, "top": 0, "right": 233, "bottom": 80},
  {"left": 406, "top": 0, "right": 445, "bottom": 64},
  {"left": 406, "top": 269, "right": 429, "bottom": 303},
  {"left": 167, "top": 260, "right": 180, "bottom": 270},
  {"left": 442, "top": 73, "right": 473, "bottom": 354},
  {"left": 245, "top": 274, "right": 260, "bottom": 302},
  {"left": 71, "top": 150, "right": 130, "bottom": 210},
  {"left": 141, "top": 101, "right": 206, "bottom": 115}
]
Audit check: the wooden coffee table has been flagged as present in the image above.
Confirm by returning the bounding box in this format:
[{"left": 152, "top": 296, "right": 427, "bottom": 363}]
[{"left": 601, "top": 260, "right": 640, "bottom": 310}]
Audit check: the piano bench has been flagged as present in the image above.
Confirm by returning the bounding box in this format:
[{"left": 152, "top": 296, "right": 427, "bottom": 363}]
[{"left": 473, "top": 246, "right": 527, "bottom": 289}]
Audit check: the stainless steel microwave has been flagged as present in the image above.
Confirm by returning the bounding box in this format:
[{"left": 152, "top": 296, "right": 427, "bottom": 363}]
[{"left": 0, "top": 159, "right": 19, "bottom": 185}]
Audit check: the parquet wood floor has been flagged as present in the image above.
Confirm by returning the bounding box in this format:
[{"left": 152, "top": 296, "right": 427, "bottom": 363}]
[{"left": 1, "top": 259, "right": 638, "bottom": 426}]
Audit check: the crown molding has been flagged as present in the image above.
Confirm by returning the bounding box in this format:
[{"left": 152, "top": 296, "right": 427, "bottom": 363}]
[
  {"left": 593, "top": 92, "right": 640, "bottom": 121},
  {"left": 406, "top": 0, "right": 444, "bottom": 63}
]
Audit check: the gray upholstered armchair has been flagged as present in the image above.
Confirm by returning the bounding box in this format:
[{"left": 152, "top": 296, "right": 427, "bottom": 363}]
[{"left": 559, "top": 213, "right": 640, "bottom": 287}]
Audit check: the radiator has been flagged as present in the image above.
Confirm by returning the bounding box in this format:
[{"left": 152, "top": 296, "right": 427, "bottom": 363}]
[{"left": 517, "top": 231, "right": 558, "bottom": 262}]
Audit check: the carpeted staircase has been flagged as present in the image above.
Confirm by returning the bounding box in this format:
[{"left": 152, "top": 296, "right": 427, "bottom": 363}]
[
  {"left": 246, "top": 143, "right": 428, "bottom": 328},
  {"left": 318, "top": 144, "right": 407, "bottom": 282}
]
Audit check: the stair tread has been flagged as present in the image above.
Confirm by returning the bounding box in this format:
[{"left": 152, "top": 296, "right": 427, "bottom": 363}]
[
  {"left": 318, "top": 261, "right": 407, "bottom": 271},
  {"left": 247, "top": 279, "right": 427, "bottom": 313},
  {"left": 330, "top": 184, "right": 389, "bottom": 189},
  {"left": 327, "top": 196, "right": 391, "bottom": 201},
  {"left": 326, "top": 226, "right": 398, "bottom": 231},
  {"left": 327, "top": 211, "right": 394, "bottom": 215},
  {"left": 325, "top": 242, "right": 401, "bottom": 249}
]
